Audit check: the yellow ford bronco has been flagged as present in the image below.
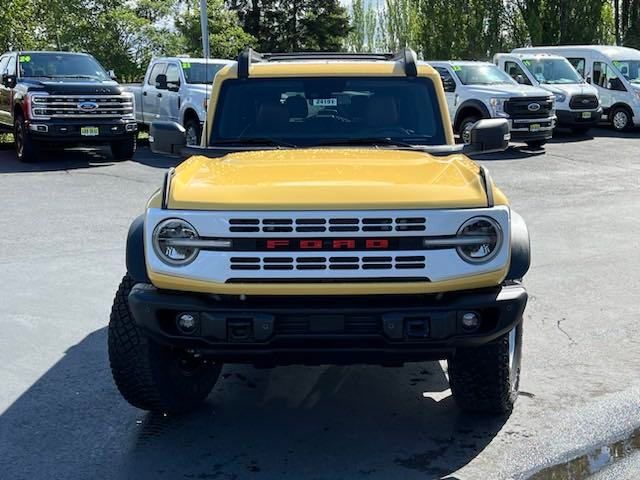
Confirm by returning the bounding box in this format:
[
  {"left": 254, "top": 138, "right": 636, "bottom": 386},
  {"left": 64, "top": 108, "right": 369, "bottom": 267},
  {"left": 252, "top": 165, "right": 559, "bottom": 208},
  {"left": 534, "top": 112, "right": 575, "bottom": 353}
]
[{"left": 109, "top": 49, "right": 530, "bottom": 415}]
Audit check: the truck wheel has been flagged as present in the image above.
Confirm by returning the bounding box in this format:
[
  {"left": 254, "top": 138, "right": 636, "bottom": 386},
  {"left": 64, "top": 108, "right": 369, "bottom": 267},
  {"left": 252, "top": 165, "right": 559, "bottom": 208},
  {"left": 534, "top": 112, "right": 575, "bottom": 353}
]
[
  {"left": 448, "top": 321, "right": 523, "bottom": 414},
  {"left": 184, "top": 118, "right": 201, "bottom": 146},
  {"left": 459, "top": 116, "right": 480, "bottom": 144},
  {"left": 525, "top": 140, "right": 546, "bottom": 149},
  {"left": 110, "top": 135, "right": 137, "bottom": 161},
  {"left": 610, "top": 107, "right": 633, "bottom": 132},
  {"left": 108, "top": 275, "right": 222, "bottom": 413},
  {"left": 14, "top": 114, "right": 40, "bottom": 163}
]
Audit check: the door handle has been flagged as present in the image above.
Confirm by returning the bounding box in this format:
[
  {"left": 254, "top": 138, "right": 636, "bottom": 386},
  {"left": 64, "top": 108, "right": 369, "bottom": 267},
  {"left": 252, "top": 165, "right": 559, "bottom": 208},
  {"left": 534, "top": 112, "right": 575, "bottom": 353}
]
[
  {"left": 143, "top": 91, "right": 147, "bottom": 96},
  {"left": 157, "top": 93, "right": 162, "bottom": 98}
]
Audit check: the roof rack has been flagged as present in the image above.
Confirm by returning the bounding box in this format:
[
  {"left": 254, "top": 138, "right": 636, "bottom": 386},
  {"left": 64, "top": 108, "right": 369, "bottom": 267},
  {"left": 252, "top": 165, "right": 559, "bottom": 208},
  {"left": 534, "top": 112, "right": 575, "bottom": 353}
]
[{"left": 236, "top": 47, "right": 418, "bottom": 79}]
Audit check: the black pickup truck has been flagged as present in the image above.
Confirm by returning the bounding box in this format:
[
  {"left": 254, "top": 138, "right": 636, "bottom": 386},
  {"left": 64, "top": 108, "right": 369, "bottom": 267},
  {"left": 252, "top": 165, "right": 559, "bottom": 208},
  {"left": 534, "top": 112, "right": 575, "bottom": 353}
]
[{"left": 0, "top": 51, "right": 137, "bottom": 162}]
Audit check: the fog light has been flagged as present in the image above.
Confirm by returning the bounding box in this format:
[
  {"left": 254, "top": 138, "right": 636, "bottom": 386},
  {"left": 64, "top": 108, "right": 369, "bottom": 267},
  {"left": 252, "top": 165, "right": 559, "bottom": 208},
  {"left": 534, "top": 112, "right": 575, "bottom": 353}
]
[
  {"left": 177, "top": 313, "right": 198, "bottom": 334},
  {"left": 461, "top": 312, "right": 480, "bottom": 330}
]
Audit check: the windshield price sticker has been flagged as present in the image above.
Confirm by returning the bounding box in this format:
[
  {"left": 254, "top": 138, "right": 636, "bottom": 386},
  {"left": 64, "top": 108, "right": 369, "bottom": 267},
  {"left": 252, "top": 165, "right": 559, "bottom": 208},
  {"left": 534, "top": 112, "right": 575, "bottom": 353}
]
[
  {"left": 19, "top": 55, "right": 31, "bottom": 63},
  {"left": 452, "top": 65, "right": 462, "bottom": 71},
  {"left": 181, "top": 62, "right": 191, "bottom": 68},
  {"left": 313, "top": 98, "right": 337, "bottom": 107},
  {"left": 523, "top": 60, "right": 532, "bottom": 66}
]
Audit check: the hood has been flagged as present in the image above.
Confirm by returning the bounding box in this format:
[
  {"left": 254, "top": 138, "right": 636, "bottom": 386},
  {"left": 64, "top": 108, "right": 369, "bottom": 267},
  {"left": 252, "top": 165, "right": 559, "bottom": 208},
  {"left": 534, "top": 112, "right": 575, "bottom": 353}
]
[
  {"left": 20, "top": 78, "right": 122, "bottom": 95},
  {"left": 166, "top": 149, "right": 506, "bottom": 210},
  {"left": 538, "top": 83, "right": 598, "bottom": 96},
  {"left": 468, "top": 83, "right": 552, "bottom": 98}
]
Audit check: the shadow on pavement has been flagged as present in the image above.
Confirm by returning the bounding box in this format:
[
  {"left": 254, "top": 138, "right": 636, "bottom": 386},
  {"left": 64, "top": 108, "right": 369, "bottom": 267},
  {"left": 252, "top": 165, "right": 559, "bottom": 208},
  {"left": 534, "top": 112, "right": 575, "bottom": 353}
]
[
  {"left": 0, "top": 144, "right": 181, "bottom": 174},
  {"left": 0, "top": 328, "right": 508, "bottom": 479},
  {"left": 471, "top": 145, "right": 546, "bottom": 161}
]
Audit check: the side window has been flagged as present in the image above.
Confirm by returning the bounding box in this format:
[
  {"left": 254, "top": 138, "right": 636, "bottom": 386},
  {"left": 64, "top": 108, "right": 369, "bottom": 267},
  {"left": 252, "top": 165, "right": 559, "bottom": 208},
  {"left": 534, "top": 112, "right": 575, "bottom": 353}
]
[
  {"left": 434, "top": 67, "right": 456, "bottom": 92},
  {"left": 0, "top": 56, "right": 9, "bottom": 76},
  {"left": 505, "top": 61, "right": 532, "bottom": 85},
  {"left": 165, "top": 64, "right": 180, "bottom": 86},
  {"left": 568, "top": 58, "right": 585, "bottom": 78},
  {"left": 147, "top": 63, "right": 167, "bottom": 87},
  {"left": 593, "top": 62, "right": 625, "bottom": 91}
]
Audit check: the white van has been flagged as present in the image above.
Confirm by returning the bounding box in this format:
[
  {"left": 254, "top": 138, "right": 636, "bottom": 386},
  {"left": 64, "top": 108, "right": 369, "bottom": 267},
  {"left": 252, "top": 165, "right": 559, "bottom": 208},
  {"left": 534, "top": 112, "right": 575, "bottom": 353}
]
[
  {"left": 513, "top": 45, "right": 640, "bottom": 131},
  {"left": 427, "top": 60, "right": 556, "bottom": 148},
  {"left": 494, "top": 53, "right": 602, "bottom": 134}
]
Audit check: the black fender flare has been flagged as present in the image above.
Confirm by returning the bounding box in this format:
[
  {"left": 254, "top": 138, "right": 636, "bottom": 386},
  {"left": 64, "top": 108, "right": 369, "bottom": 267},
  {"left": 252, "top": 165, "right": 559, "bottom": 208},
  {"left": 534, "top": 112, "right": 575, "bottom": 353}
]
[
  {"left": 506, "top": 210, "right": 531, "bottom": 281},
  {"left": 453, "top": 100, "right": 491, "bottom": 131},
  {"left": 126, "top": 214, "right": 150, "bottom": 284}
]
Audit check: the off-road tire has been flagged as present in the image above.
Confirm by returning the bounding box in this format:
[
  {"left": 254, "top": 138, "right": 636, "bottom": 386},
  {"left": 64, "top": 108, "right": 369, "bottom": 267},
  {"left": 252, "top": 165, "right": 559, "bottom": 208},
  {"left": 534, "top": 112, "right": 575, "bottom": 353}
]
[
  {"left": 525, "top": 140, "right": 546, "bottom": 149},
  {"left": 108, "top": 275, "right": 222, "bottom": 413},
  {"left": 14, "top": 113, "right": 40, "bottom": 163},
  {"left": 110, "top": 134, "right": 137, "bottom": 161},
  {"left": 448, "top": 322, "right": 523, "bottom": 415},
  {"left": 610, "top": 106, "right": 633, "bottom": 132},
  {"left": 184, "top": 118, "right": 202, "bottom": 146},
  {"left": 459, "top": 116, "right": 480, "bottom": 144}
]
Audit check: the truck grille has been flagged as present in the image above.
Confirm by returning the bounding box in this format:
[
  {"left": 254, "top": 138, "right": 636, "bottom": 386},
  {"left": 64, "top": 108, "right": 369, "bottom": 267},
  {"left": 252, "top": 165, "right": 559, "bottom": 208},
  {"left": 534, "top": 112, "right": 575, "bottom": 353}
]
[
  {"left": 504, "top": 97, "right": 554, "bottom": 119},
  {"left": 275, "top": 315, "right": 380, "bottom": 335},
  {"left": 230, "top": 255, "right": 426, "bottom": 271},
  {"left": 229, "top": 216, "right": 427, "bottom": 233},
  {"left": 569, "top": 95, "right": 598, "bottom": 110},
  {"left": 31, "top": 95, "right": 133, "bottom": 119}
]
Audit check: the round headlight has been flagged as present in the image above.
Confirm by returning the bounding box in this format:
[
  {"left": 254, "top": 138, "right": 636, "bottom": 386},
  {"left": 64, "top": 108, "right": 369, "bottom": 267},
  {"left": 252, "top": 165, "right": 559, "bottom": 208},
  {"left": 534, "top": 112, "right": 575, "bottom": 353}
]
[
  {"left": 152, "top": 218, "right": 200, "bottom": 266},
  {"left": 456, "top": 217, "right": 502, "bottom": 264}
]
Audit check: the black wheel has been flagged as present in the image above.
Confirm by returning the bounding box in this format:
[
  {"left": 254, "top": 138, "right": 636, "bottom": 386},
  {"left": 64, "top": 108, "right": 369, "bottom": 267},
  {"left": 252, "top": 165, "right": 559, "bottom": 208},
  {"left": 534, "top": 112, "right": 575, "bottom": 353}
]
[
  {"left": 458, "top": 116, "right": 480, "bottom": 144},
  {"left": 448, "top": 321, "right": 523, "bottom": 414},
  {"left": 184, "top": 118, "right": 201, "bottom": 146},
  {"left": 110, "top": 134, "right": 137, "bottom": 161},
  {"left": 14, "top": 114, "right": 40, "bottom": 163},
  {"left": 571, "top": 126, "right": 591, "bottom": 135},
  {"left": 108, "top": 275, "right": 222, "bottom": 413},
  {"left": 525, "top": 140, "right": 546, "bottom": 149},
  {"left": 610, "top": 107, "right": 633, "bottom": 132}
]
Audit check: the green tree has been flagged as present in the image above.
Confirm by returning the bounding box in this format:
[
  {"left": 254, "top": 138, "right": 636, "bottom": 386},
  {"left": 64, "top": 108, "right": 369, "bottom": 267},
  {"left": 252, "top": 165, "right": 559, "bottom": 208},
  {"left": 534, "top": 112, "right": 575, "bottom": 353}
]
[{"left": 230, "top": 0, "right": 351, "bottom": 51}]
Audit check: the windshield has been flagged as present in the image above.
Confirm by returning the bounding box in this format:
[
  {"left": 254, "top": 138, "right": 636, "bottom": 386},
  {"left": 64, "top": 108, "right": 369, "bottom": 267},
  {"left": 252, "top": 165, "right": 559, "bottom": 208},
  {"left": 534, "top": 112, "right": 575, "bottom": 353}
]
[
  {"left": 521, "top": 58, "right": 583, "bottom": 84},
  {"left": 182, "top": 62, "right": 227, "bottom": 84},
  {"left": 210, "top": 77, "right": 446, "bottom": 147},
  {"left": 453, "top": 64, "right": 515, "bottom": 85},
  {"left": 613, "top": 60, "right": 640, "bottom": 83},
  {"left": 18, "top": 52, "right": 109, "bottom": 81}
]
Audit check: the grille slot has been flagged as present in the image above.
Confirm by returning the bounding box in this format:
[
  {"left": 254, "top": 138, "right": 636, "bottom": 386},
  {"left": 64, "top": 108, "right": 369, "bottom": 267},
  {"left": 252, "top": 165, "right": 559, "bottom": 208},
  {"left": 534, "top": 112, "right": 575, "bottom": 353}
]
[
  {"left": 228, "top": 216, "right": 427, "bottom": 233},
  {"left": 504, "top": 97, "right": 554, "bottom": 119},
  {"left": 229, "top": 256, "right": 425, "bottom": 271}
]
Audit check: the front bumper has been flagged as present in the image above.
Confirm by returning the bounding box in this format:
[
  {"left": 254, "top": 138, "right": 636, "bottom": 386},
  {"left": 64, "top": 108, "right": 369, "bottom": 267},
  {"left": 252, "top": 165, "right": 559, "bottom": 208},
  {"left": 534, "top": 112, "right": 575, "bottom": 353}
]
[
  {"left": 509, "top": 116, "right": 556, "bottom": 141},
  {"left": 128, "top": 283, "right": 527, "bottom": 365},
  {"left": 556, "top": 107, "right": 603, "bottom": 127},
  {"left": 27, "top": 118, "right": 137, "bottom": 143}
]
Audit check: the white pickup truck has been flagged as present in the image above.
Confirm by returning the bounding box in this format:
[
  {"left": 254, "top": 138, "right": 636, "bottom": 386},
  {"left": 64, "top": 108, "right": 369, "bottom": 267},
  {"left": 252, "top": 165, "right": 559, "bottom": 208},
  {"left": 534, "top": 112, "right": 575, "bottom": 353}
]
[
  {"left": 124, "top": 57, "right": 231, "bottom": 145},
  {"left": 427, "top": 61, "right": 556, "bottom": 148}
]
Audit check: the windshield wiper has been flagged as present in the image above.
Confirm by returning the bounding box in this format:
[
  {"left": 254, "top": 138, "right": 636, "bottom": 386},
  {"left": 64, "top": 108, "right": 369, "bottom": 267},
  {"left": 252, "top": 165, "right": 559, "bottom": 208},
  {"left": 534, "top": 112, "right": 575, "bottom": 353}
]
[
  {"left": 212, "top": 138, "right": 298, "bottom": 149},
  {"left": 53, "top": 75, "right": 101, "bottom": 80},
  {"left": 314, "top": 137, "right": 418, "bottom": 148}
]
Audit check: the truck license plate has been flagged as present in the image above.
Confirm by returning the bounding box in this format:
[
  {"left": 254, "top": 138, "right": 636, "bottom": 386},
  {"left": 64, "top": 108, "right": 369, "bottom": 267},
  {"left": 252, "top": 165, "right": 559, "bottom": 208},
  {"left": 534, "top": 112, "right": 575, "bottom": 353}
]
[
  {"left": 81, "top": 127, "right": 99, "bottom": 136},
  {"left": 529, "top": 124, "right": 541, "bottom": 132},
  {"left": 582, "top": 112, "right": 592, "bottom": 119}
]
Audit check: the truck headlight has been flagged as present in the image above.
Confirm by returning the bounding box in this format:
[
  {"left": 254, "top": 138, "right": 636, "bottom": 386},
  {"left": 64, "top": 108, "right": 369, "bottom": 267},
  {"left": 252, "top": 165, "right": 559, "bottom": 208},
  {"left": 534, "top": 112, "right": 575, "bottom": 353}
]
[
  {"left": 554, "top": 93, "right": 566, "bottom": 103},
  {"left": 489, "top": 97, "right": 506, "bottom": 116},
  {"left": 153, "top": 219, "right": 200, "bottom": 266},
  {"left": 455, "top": 217, "right": 502, "bottom": 264}
]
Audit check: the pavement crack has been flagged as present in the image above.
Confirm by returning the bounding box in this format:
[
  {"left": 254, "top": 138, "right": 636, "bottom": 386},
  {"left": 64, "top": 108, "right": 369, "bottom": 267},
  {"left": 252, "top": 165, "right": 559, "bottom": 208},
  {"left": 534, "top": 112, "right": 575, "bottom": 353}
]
[
  {"left": 69, "top": 170, "right": 156, "bottom": 185},
  {"left": 556, "top": 317, "right": 577, "bottom": 346}
]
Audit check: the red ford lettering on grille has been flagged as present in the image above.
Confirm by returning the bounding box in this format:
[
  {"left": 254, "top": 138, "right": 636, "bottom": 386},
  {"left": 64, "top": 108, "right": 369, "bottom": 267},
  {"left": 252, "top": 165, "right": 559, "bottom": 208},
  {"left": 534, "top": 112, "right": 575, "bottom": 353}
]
[
  {"left": 366, "top": 239, "right": 389, "bottom": 249},
  {"left": 300, "top": 239, "right": 323, "bottom": 249},
  {"left": 266, "top": 239, "right": 290, "bottom": 249},
  {"left": 332, "top": 240, "right": 356, "bottom": 249}
]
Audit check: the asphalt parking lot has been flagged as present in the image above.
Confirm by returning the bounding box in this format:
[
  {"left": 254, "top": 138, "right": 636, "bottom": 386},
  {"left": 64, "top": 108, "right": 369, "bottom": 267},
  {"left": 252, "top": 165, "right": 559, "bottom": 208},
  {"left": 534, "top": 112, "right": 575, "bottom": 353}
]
[{"left": 1, "top": 130, "right": 639, "bottom": 480}]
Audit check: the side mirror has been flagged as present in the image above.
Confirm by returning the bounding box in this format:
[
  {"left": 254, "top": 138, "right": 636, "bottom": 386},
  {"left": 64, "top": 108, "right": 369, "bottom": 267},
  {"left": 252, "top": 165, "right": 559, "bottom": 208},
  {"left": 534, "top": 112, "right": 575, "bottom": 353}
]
[
  {"left": 168, "top": 81, "right": 180, "bottom": 92},
  {"left": 515, "top": 74, "right": 526, "bottom": 85},
  {"left": 586, "top": 76, "right": 592, "bottom": 84},
  {"left": 465, "top": 119, "right": 510, "bottom": 154},
  {"left": 155, "top": 74, "right": 168, "bottom": 90},
  {"left": 2, "top": 73, "right": 17, "bottom": 88},
  {"left": 150, "top": 121, "right": 186, "bottom": 156},
  {"left": 108, "top": 69, "right": 117, "bottom": 80}
]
